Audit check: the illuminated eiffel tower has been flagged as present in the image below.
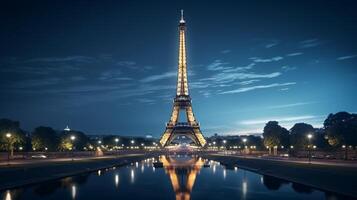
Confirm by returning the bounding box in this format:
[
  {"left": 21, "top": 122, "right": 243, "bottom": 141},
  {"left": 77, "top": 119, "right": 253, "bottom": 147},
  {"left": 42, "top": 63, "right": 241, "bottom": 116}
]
[{"left": 159, "top": 10, "right": 206, "bottom": 147}]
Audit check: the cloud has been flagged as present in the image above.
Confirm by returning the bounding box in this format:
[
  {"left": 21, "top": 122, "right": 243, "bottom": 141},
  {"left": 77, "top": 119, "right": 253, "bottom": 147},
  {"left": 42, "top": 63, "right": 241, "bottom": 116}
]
[
  {"left": 299, "top": 39, "right": 322, "bottom": 48},
  {"left": 7, "top": 78, "right": 62, "bottom": 88},
  {"left": 281, "top": 65, "right": 297, "bottom": 71},
  {"left": 265, "top": 42, "right": 279, "bottom": 48},
  {"left": 219, "top": 82, "right": 296, "bottom": 94},
  {"left": 220, "top": 50, "right": 231, "bottom": 54},
  {"left": 240, "top": 115, "right": 317, "bottom": 125},
  {"left": 206, "top": 60, "right": 231, "bottom": 71},
  {"left": 286, "top": 52, "right": 303, "bottom": 57},
  {"left": 238, "top": 79, "right": 260, "bottom": 85},
  {"left": 222, "top": 63, "right": 255, "bottom": 73},
  {"left": 250, "top": 56, "right": 283, "bottom": 63},
  {"left": 267, "top": 102, "right": 316, "bottom": 109},
  {"left": 204, "top": 72, "right": 281, "bottom": 84},
  {"left": 99, "top": 70, "right": 122, "bottom": 81},
  {"left": 26, "top": 56, "right": 96, "bottom": 63},
  {"left": 137, "top": 98, "right": 156, "bottom": 104},
  {"left": 337, "top": 54, "right": 357, "bottom": 61},
  {"left": 116, "top": 61, "right": 136, "bottom": 66},
  {"left": 140, "top": 71, "right": 176, "bottom": 83}
]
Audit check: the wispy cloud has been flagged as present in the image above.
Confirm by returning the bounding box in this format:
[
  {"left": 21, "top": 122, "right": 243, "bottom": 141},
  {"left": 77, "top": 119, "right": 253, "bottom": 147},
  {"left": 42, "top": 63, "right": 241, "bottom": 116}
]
[
  {"left": 267, "top": 102, "right": 316, "bottom": 109},
  {"left": 204, "top": 72, "right": 282, "bottom": 84},
  {"left": 220, "top": 49, "right": 231, "bottom": 54},
  {"left": 238, "top": 79, "right": 260, "bottom": 85},
  {"left": 99, "top": 70, "right": 122, "bottom": 81},
  {"left": 116, "top": 61, "right": 136, "bottom": 66},
  {"left": 219, "top": 82, "right": 296, "bottom": 94},
  {"left": 222, "top": 63, "right": 255, "bottom": 73},
  {"left": 286, "top": 52, "right": 303, "bottom": 57},
  {"left": 25, "top": 56, "right": 96, "bottom": 63},
  {"left": 206, "top": 60, "right": 230, "bottom": 71},
  {"left": 299, "top": 39, "right": 322, "bottom": 48},
  {"left": 140, "top": 71, "right": 176, "bottom": 83},
  {"left": 8, "top": 78, "right": 62, "bottom": 88},
  {"left": 240, "top": 115, "right": 317, "bottom": 125},
  {"left": 265, "top": 41, "right": 279, "bottom": 48},
  {"left": 337, "top": 54, "right": 357, "bottom": 61},
  {"left": 250, "top": 56, "right": 283, "bottom": 63},
  {"left": 281, "top": 65, "right": 297, "bottom": 71}
]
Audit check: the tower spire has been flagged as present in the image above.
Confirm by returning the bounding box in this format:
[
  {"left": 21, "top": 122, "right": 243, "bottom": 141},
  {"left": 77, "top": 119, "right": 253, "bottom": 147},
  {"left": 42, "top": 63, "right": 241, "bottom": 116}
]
[{"left": 180, "top": 9, "right": 185, "bottom": 24}]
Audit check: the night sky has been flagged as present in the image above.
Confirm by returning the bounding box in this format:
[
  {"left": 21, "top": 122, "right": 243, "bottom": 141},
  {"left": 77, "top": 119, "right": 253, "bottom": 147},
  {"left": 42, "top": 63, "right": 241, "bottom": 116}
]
[{"left": 1, "top": 1, "right": 357, "bottom": 137}]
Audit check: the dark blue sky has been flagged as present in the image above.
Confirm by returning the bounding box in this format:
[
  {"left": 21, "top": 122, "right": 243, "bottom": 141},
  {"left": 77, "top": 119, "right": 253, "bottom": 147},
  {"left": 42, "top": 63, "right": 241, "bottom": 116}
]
[{"left": 1, "top": 0, "right": 357, "bottom": 136}]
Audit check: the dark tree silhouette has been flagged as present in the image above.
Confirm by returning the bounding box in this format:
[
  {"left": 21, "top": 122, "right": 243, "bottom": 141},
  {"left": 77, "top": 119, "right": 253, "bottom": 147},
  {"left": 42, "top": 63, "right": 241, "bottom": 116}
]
[
  {"left": 0, "top": 118, "right": 26, "bottom": 155},
  {"left": 263, "top": 121, "right": 289, "bottom": 153},
  {"left": 290, "top": 123, "right": 315, "bottom": 150},
  {"left": 32, "top": 126, "right": 59, "bottom": 151},
  {"left": 324, "top": 112, "right": 357, "bottom": 147}
]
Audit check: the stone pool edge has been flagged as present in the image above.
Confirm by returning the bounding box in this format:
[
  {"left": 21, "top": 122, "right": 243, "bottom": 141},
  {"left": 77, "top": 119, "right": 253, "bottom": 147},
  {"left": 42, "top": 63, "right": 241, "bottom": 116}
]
[
  {"left": 0, "top": 154, "right": 156, "bottom": 192},
  {"left": 202, "top": 154, "right": 357, "bottom": 199}
]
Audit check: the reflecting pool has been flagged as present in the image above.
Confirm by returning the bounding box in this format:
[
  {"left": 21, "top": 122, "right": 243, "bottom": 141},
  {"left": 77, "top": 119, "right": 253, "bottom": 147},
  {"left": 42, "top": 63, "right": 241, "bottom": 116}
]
[{"left": 1, "top": 155, "right": 354, "bottom": 200}]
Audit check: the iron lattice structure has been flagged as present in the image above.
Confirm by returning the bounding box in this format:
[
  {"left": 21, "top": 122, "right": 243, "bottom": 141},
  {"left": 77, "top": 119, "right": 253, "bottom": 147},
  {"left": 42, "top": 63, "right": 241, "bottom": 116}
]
[{"left": 159, "top": 11, "right": 206, "bottom": 147}]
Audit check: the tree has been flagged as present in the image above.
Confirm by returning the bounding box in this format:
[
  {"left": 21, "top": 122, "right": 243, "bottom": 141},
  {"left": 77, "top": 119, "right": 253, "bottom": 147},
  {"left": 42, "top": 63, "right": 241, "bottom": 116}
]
[
  {"left": 0, "top": 119, "right": 25, "bottom": 156},
  {"left": 290, "top": 123, "right": 315, "bottom": 150},
  {"left": 324, "top": 112, "right": 357, "bottom": 147},
  {"left": 59, "top": 130, "right": 90, "bottom": 151},
  {"left": 32, "top": 126, "right": 59, "bottom": 151},
  {"left": 263, "top": 121, "right": 289, "bottom": 154}
]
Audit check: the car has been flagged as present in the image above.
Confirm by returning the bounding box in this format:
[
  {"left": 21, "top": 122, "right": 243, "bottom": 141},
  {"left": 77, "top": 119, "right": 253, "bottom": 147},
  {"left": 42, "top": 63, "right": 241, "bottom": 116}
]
[{"left": 31, "top": 154, "right": 47, "bottom": 159}]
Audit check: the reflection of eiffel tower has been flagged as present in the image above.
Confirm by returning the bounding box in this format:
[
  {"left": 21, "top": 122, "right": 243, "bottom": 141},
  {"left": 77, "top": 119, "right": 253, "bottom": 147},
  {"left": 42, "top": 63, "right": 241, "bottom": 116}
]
[
  {"left": 160, "top": 156, "right": 204, "bottom": 200},
  {"left": 159, "top": 10, "right": 206, "bottom": 147}
]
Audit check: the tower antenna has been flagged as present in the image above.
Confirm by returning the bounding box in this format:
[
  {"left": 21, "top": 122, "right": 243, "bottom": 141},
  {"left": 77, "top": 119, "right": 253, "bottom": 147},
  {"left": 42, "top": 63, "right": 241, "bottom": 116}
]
[{"left": 180, "top": 9, "right": 185, "bottom": 23}]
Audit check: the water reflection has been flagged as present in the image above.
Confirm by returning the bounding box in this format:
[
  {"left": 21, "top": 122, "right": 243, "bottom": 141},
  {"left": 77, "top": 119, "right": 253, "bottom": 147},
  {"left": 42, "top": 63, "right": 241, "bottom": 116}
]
[
  {"left": 1, "top": 156, "right": 355, "bottom": 200},
  {"left": 115, "top": 174, "right": 119, "bottom": 188},
  {"left": 4, "top": 191, "right": 11, "bottom": 200},
  {"left": 160, "top": 155, "right": 204, "bottom": 200},
  {"left": 71, "top": 185, "right": 76, "bottom": 199},
  {"left": 262, "top": 175, "right": 289, "bottom": 190},
  {"left": 130, "top": 169, "right": 135, "bottom": 183}
]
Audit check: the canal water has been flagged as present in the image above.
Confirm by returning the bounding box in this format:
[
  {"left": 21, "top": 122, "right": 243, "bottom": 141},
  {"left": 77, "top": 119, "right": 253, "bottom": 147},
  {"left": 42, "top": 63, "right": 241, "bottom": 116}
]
[{"left": 1, "top": 155, "right": 354, "bottom": 200}]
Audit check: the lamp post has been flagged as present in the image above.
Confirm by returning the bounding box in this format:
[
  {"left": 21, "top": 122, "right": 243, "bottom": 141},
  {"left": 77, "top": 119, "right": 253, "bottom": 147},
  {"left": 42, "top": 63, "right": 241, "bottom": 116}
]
[
  {"left": 114, "top": 138, "right": 119, "bottom": 157},
  {"left": 342, "top": 145, "right": 348, "bottom": 160},
  {"left": 242, "top": 138, "right": 247, "bottom": 157},
  {"left": 223, "top": 140, "right": 227, "bottom": 151},
  {"left": 307, "top": 134, "right": 313, "bottom": 164},
  {"left": 6, "top": 133, "right": 12, "bottom": 164},
  {"left": 70, "top": 135, "right": 76, "bottom": 161},
  {"left": 131, "top": 140, "right": 135, "bottom": 150}
]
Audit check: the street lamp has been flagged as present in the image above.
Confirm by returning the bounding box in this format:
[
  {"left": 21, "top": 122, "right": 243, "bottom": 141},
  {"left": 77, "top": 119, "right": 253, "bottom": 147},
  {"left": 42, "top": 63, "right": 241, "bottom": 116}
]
[
  {"left": 307, "top": 134, "right": 313, "bottom": 164},
  {"left": 114, "top": 138, "right": 119, "bottom": 157},
  {"left": 222, "top": 140, "right": 227, "bottom": 150},
  {"left": 242, "top": 138, "right": 247, "bottom": 157},
  {"left": 70, "top": 135, "right": 76, "bottom": 161},
  {"left": 5, "top": 133, "right": 12, "bottom": 164}
]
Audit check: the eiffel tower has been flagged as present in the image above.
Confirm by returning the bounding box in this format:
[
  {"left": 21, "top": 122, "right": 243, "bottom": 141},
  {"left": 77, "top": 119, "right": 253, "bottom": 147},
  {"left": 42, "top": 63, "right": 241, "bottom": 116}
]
[{"left": 159, "top": 10, "right": 206, "bottom": 147}]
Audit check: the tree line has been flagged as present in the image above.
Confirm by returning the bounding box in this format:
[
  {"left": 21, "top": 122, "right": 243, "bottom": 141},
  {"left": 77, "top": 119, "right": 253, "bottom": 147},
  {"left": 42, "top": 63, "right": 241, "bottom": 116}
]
[
  {"left": 207, "top": 111, "right": 357, "bottom": 152},
  {"left": 262, "top": 111, "right": 357, "bottom": 151},
  {"left": 0, "top": 119, "right": 156, "bottom": 156}
]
